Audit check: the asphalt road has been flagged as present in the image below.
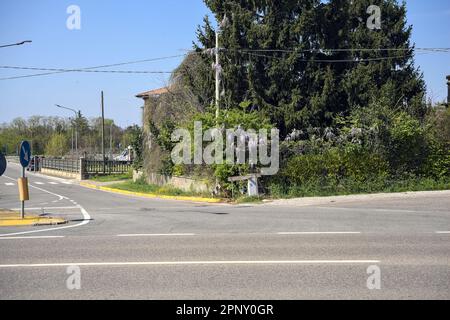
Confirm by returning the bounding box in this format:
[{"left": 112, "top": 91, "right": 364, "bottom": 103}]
[{"left": 0, "top": 162, "right": 449, "bottom": 300}]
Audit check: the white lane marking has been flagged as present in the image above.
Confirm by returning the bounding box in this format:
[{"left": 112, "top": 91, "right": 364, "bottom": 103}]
[
  {"left": 0, "top": 205, "right": 91, "bottom": 237},
  {"left": 34, "top": 182, "right": 45, "bottom": 185},
  {"left": 0, "top": 175, "right": 91, "bottom": 237},
  {"left": 9, "top": 206, "right": 79, "bottom": 211},
  {"left": 277, "top": 232, "right": 361, "bottom": 235},
  {"left": 436, "top": 231, "right": 450, "bottom": 234},
  {"left": 0, "top": 236, "right": 65, "bottom": 240},
  {"left": 6, "top": 163, "right": 74, "bottom": 184},
  {"left": 5, "top": 182, "right": 15, "bottom": 186},
  {"left": 0, "top": 260, "right": 381, "bottom": 268},
  {"left": 117, "top": 233, "right": 196, "bottom": 237},
  {"left": 49, "top": 182, "right": 59, "bottom": 185},
  {"left": 3, "top": 175, "right": 68, "bottom": 201}
]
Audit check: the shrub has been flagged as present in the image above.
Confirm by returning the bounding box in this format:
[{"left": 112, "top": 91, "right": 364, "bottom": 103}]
[
  {"left": 386, "top": 112, "right": 429, "bottom": 175},
  {"left": 282, "top": 147, "right": 388, "bottom": 186}
]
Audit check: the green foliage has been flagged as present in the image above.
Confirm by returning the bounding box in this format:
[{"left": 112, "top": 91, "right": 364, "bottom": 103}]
[
  {"left": 149, "top": 120, "right": 176, "bottom": 152},
  {"left": 109, "top": 180, "right": 211, "bottom": 198},
  {"left": 159, "top": 155, "right": 175, "bottom": 176},
  {"left": 282, "top": 147, "right": 388, "bottom": 186},
  {"left": 89, "top": 172, "right": 132, "bottom": 182},
  {"left": 196, "top": 0, "right": 425, "bottom": 136},
  {"left": 129, "top": 125, "right": 143, "bottom": 170},
  {"left": 423, "top": 107, "right": 450, "bottom": 179},
  {"left": 0, "top": 115, "right": 132, "bottom": 156},
  {"left": 386, "top": 112, "right": 428, "bottom": 174},
  {"left": 187, "top": 108, "right": 272, "bottom": 189},
  {"left": 45, "top": 133, "right": 69, "bottom": 157}
]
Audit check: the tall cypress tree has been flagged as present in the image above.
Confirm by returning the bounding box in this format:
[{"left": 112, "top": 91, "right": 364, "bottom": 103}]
[{"left": 194, "top": 0, "right": 425, "bottom": 137}]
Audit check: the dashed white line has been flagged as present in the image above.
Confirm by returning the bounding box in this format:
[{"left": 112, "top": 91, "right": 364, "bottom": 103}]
[
  {"left": 49, "top": 182, "right": 59, "bottom": 185},
  {"left": 34, "top": 182, "right": 45, "bottom": 185},
  {"left": 2, "top": 175, "right": 68, "bottom": 201},
  {"left": 117, "top": 233, "right": 196, "bottom": 237},
  {"left": 0, "top": 236, "right": 65, "bottom": 240},
  {"left": 0, "top": 260, "right": 381, "bottom": 268},
  {"left": 436, "top": 231, "right": 450, "bottom": 234},
  {"left": 277, "top": 232, "right": 362, "bottom": 235}
]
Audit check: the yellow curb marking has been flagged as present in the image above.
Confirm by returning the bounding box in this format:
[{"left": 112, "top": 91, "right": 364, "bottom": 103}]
[
  {"left": 0, "top": 211, "right": 67, "bottom": 227},
  {"left": 80, "top": 182, "right": 222, "bottom": 204}
]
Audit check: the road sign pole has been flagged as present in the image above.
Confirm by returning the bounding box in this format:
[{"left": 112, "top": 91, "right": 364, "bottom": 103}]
[
  {"left": 18, "top": 141, "right": 31, "bottom": 219},
  {"left": 101, "top": 91, "right": 106, "bottom": 174},
  {"left": 21, "top": 167, "right": 25, "bottom": 219}
]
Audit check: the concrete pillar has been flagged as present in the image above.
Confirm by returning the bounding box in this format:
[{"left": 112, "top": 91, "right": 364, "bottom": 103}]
[
  {"left": 78, "top": 157, "right": 86, "bottom": 181},
  {"left": 247, "top": 174, "right": 259, "bottom": 197}
]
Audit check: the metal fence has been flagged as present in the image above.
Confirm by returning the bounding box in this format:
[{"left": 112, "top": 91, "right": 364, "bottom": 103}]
[
  {"left": 41, "top": 158, "right": 80, "bottom": 173},
  {"left": 40, "top": 158, "right": 132, "bottom": 177},
  {"left": 84, "top": 160, "right": 132, "bottom": 175}
]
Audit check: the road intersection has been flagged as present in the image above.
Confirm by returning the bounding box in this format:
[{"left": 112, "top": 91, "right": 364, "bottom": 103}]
[{"left": 0, "top": 162, "right": 449, "bottom": 299}]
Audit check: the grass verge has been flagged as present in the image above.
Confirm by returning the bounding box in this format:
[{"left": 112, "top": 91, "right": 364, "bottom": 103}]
[
  {"left": 89, "top": 173, "right": 132, "bottom": 183},
  {"left": 267, "top": 177, "right": 450, "bottom": 199},
  {"left": 107, "top": 180, "right": 215, "bottom": 199}
]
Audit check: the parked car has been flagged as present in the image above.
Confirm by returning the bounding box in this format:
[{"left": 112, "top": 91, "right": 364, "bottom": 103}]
[{"left": 114, "top": 146, "right": 133, "bottom": 162}]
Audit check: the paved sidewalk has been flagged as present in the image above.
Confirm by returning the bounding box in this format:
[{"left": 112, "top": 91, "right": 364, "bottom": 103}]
[{"left": 267, "top": 190, "right": 450, "bottom": 207}]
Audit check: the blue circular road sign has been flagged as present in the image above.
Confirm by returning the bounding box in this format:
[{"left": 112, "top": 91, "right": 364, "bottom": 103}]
[
  {"left": 19, "top": 141, "right": 32, "bottom": 168},
  {"left": 0, "top": 153, "right": 6, "bottom": 176}
]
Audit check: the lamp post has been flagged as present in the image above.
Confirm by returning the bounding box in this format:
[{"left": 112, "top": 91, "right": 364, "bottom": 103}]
[{"left": 56, "top": 104, "right": 79, "bottom": 155}]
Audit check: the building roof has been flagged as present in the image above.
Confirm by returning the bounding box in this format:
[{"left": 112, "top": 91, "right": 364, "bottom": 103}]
[{"left": 136, "top": 87, "right": 170, "bottom": 99}]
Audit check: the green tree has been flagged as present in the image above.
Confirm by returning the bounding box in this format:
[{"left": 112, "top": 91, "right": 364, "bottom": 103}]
[
  {"left": 194, "top": 0, "right": 425, "bottom": 136},
  {"left": 45, "top": 133, "right": 69, "bottom": 157}
]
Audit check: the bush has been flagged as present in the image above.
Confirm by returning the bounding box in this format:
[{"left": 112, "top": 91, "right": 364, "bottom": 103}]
[
  {"left": 282, "top": 147, "right": 388, "bottom": 186},
  {"left": 45, "top": 133, "right": 69, "bottom": 157},
  {"left": 386, "top": 112, "right": 429, "bottom": 175}
]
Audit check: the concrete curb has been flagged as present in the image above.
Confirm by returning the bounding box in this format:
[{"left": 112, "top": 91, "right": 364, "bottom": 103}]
[
  {"left": 79, "top": 182, "right": 223, "bottom": 204},
  {"left": 0, "top": 211, "right": 68, "bottom": 227}
]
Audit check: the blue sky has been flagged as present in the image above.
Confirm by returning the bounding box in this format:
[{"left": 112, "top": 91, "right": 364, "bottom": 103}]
[{"left": 0, "top": 0, "right": 449, "bottom": 128}]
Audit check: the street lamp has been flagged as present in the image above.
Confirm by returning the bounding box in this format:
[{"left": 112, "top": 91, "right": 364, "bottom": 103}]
[
  {"left": 55, "top": 104, "right": 80, "bottom": 155},
  {"left": 0, "top": 40, "right": 32, "bottom": 48}
]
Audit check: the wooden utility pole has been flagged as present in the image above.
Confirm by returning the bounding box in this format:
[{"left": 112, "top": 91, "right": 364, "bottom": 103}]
[
  {"left": 215, "top": 30, "right": 220, "bottom": 120},
  {"left": 101, "top": 91, "right": 106, "bottom": 174},
  {"left": 447, "top": 75, "right": 450, "bottom": 107}
]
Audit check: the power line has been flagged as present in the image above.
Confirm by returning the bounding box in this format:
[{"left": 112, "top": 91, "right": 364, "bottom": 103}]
[
  {"left": 1, "top": 47, "right": 447, "bottom": 81},
  {"left": 0, "top": 40, "right": 32, "bottom": 48},
  {"left": 240, "top": 51, "right": 415, "bottom": 63},
  {"left": 232, "top": 47, "right": 450, "bottom": 53},
  {"left": 0, "top": 66, "right": 172, "bottom": 73},
  {"left": 0, "top": 54, "right": 189, "bottom": 81}
]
